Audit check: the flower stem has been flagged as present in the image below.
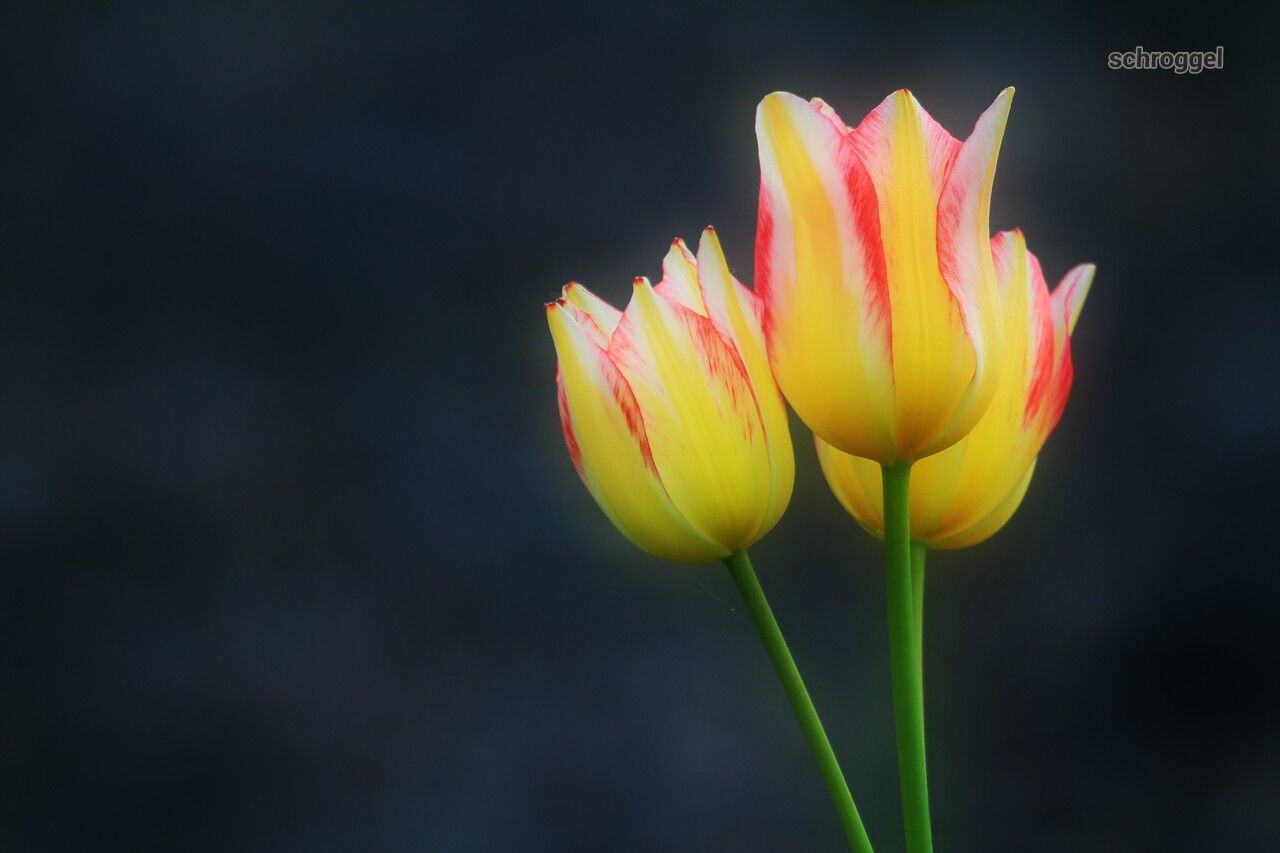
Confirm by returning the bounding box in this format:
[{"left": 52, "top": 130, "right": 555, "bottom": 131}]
[
  {"left": 723, "top": 550, "right": 874, "bottom": 853},
  {"left": 911, "top": 539, "right": 927, "bottom": 671},
  {"left": 882, "top": 462, "right": 933, "bottom": 853}
]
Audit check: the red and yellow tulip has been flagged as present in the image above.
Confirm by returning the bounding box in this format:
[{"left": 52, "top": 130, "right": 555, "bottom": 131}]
[
  {"left": 546, "top": 228, "right": 793, "bottom": 562},
  {"left": 755, "top": 88, "right": 1015, "bottom": 463},
  {"left": 817, "top": 230, "right": 1095, "bottom": 549}
]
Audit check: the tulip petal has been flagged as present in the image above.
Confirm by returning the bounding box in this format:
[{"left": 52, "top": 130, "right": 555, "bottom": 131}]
[
  {"left": 548, "top": 301, "right": 723, "bottom": 562},
  {"left": 653, "top": 238, "right": 705, "bottom": 314},
  {"left": 1053, "top": 263, "right": 1096, "bottom": 337},
  {"left": 695, "top": 227, "right": 794, "bottom": 536},
  {"left": 815, "top": 436, "right": 884, "bottom": 539},
  {"left": 562, "top": 282, "right": 623, "bottom": 343},
  {"left": 850, "top": 89, "right": 1001, "bottom": 458},
  {"left": 1020, "top": 247, "right": 1061, "bottom": 431},
  {"left": 849, "top": 89, "right": 962, "bottom": 205},
  {"left": 930, "top": 461, "right": 1035, "bottom": 550},
  {"left": 609, "top": 279, "right": 772, "bottom": 551},
  {"left": 816, "top": 433, "right": 971, "bottom": 542},
  {"left": 1033, "top": 262, "right": 1096, "bottom": 439},
  {"left": 755, "top": 91, "right": 896, "bottom": 460},
  {"left": 936, "top": 87, "right": 1014, "bottom": 391}
]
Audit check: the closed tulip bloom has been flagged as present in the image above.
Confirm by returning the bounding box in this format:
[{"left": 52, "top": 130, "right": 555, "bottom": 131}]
[
  {"left": 817, "top": 230, "right": 1095, "bottom": 549},
  {"left": 756, "top": 88, "right": 1015, "bottom": 463},
  {"left": 546, "top": 228, "right": 794, "bottom": 563}
]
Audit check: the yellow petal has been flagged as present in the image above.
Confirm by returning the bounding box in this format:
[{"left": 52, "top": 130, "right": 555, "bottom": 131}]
[
  {"left": 652, "top": 238, "right": 705, "bottom": 314},
  {"left": 849, "top": 89, "right": 1010, "bottom": 459},
  {"left": 562, "top": 282, "right": 622, "bottom": 344},
  {"left": 930, "top": 462, "right": 1035, "bottom": 550},
  {"left": 695, "top": 227, "right": 794, "bottom": 537},
  {"left": 920, "top": 231, "right": 1040, "bottom": 542},
  {"left": 927, "top": 87, "right": 1014, "bottom": 455},
  {"left": 814, "top": 436, "right": 884, "bottom": 539},
  {"left": 609, "top": 279, "right": 772, "bottom": 551},
  {"left": 1053, "top": 263, "right": 1096, "bottom": 337},
  {"left": 755, "top": 91, "right": 896, "bottom": 461},
  {"left": 548, "top": 301, "right": 723, "bottom": 562},
  {"left": 815, "top": 435, "right": 969, "bottom": 542}
]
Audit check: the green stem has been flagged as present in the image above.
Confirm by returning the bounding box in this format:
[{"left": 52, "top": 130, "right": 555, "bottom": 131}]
[
  {"left": 723, "top": 550, "right": 874, "bottom": 853},
  {"left": 911, "top": 540, "right": 927, "bottom": 671},
  {"left": 882, "top": 463, "right": 933, "bottom": 853}
]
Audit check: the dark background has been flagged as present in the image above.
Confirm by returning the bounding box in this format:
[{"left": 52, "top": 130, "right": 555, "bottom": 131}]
[{"left": 4, "top": 2, "right": 1278, "bottom": 851}]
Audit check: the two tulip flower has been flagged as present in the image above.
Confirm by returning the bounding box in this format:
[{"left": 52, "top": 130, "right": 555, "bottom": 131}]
[{"left": 545, "top": 88, "right": 1094, "bottom": 852}]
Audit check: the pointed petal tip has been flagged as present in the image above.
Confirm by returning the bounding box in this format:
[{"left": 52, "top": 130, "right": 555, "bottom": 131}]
[
  {"left": 1000, "top": 228, "right": 1027, "bottom": 252},
  {"left": 1071, "top": 263, "right": 1098, "bottom": 296},
  {"left": 968, "top": 88, "right": 1014, "bottom": 133},
  {"left": 990, "top": 87, "right": 1014, "bottom": 111},
  {"left": 756, "top": 90, "right": 805, "bottom": 119},
  {"left": 545, "top": 298, "right": 572, "bottom": 334},
  {"left": 665, "top": 237, "right": 695, "bottom": 265},
  {"left": 561, "top": 281, "right": 599, "bottom": 304},
  {"left": 698, "top": 225, "right": 722, "bottom": 250},
  {"left": 1063, "top": 263, "right": 1097, "bottom": 291},
  {"left": 695, "top": 227, "right": 730, "bottom": 272},
  {"left": 1058, "top": 264, "right": 1096, "bottom": 334},
  {"left": 888, "top": 87, "right": 916, "bottom": 109},
  {"left": 981, "top": 87, "right": 1015, "bottom": 109}
]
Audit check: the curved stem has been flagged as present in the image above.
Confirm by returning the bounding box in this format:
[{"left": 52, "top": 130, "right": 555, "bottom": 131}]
[
  {"left": 723, "top": 550, "right": 875, "bottom": 853},
  {"left": 882, "top": 463, "right": 933, "bottom": 853}
]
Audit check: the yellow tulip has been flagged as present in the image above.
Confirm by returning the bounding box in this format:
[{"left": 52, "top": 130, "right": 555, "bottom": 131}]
[
  {"left": 817, "top": 229, "right": 1095, "bottom": 549},
  {"left": 755, "top": 88, "right": 1015, "bottom": 463},
  {"left": 546, "top": 228, "right": 794, "bottom": 562}
]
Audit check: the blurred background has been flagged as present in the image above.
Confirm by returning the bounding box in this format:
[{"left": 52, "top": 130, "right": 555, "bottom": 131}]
[{"left": 3, "top": 2, "right": 1279, "bottom": 851}]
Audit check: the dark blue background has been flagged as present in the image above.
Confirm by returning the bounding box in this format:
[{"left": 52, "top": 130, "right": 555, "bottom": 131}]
[{"left": 3, "top": 2, "right": 1278, "bottom": 851}]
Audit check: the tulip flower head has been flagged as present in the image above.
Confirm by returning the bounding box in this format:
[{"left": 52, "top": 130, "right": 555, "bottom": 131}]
[
  {"left": 817, "top": 230, "right": 1094, "bottom": 549},
  {"left": 546, "top": 229, "right": 794, "bottom": 563},
  {"left": 756, "top": 88, "right": 1015, "bottom": 463}
]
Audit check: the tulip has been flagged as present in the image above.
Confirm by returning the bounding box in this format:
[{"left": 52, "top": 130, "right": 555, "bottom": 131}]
[
  {"left": 816, "top": 229, "right": 1096, "bottom": 550},
  {"left": 755, "top": 87, "right": 1014, "bottom": 464},
  {"left": 546, "top": 231, "right": 874, "bottom": 852},
  {"left": 546, "top": 228, "right": 793, "bottom": 563},
  {"left": 757, "top": 86, "right": 1019, "bottom": 853},
  {"left": 817, "top": 228, "right": 1093, "bottom": 853}
]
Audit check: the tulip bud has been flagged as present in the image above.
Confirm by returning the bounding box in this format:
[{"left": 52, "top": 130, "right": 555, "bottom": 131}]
[
  {"left": 547, "top": 229, "right": 794, "bottom": 562},
  {"left": 755, "top": 88, "right": 1015, "bottom": 463},
  {"left": 817, "top": 230, "right": 1095, "bottom": 549}
]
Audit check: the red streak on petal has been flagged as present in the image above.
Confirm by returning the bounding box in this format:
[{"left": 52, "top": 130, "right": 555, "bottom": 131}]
[
  {"left": 841, "top": 139, "right": 891, "bottom": 353},
  {"left": 1024, "top": 279, "right": 1076, "bottom": 442},
  {"left": 1022, "top": 281, "right": 1057, "bottom": 427},
  {"left": 555, "top": 368, "right": 586, "bottom": 481},
  {"left": 603, "top": 352, "right": 662, "bottom": 478},
  {"left": 558, "top": 339, "right": 662, "bottom": 484},
  {"left": 754, "top": 182, "right": 777, "bottom": 347},
  {"left": 682, "top": 306, "right": 764, "bottom": 445}
]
